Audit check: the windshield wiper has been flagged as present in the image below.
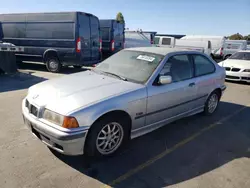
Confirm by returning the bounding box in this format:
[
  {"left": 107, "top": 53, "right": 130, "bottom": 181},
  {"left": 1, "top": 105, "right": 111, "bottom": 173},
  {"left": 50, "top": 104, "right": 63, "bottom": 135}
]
[{"left": 102, "top": 71, "right": 127, "bottom": 81}]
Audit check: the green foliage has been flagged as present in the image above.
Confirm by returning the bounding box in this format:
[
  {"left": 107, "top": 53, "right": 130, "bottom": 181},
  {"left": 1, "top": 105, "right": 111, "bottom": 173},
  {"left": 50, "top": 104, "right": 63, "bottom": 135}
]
[
  {"left": 116, "top": 12, "right": 125, "bottom": 24},
  {"left": 228, "top": 33, "right": 250, "bottom": 40},
  {"left": 228, "top": 33, "right": 244, "bottom": 40}
]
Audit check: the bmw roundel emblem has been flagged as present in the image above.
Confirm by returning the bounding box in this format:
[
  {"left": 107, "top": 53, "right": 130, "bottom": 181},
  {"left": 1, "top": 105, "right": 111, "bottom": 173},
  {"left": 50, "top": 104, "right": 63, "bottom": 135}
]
[{"left": 33, "top": 94, "right": 39, "bottom": 99}]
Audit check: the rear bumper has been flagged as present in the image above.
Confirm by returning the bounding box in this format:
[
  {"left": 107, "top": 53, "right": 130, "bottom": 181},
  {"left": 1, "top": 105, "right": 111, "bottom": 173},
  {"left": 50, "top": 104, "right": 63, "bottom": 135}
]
[{"left": 225, "top": 71, "right": 250, "bottom": 82}]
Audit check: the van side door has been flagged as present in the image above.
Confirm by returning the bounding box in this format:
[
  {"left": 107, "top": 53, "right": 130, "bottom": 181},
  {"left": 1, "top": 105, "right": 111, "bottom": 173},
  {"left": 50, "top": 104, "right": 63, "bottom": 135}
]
[
  {"left": 90, "top": 16, "right": 100, "bottom": 63},
  {"left": 78, "top": 13, "right": 91, "bottom": 62}
]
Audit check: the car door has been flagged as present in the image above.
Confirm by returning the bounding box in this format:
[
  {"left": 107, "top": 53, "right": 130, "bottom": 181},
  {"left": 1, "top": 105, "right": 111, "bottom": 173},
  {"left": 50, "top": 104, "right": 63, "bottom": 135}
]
[
  {"left": 78, "top": 13, "right": 91, "bottom": 62},
  {"left": 191, "top": 54, "right": 217, "bottom": 107},
  {"left": 90, "top": 16, "right": 100, "bottom": 62},
  {"left": 146, "top": 54, "right": 199, "bottom": 126}
]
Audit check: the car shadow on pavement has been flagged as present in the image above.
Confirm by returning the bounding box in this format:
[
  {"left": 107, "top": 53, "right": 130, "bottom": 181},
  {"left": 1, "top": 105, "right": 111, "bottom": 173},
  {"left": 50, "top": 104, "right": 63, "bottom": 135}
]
[
  {"left": 18, "top": 62, "right": 88, "bottom": 74},
  {"left": 52, "top": 101, "right": 250, "bottom": 188},
  {"left": 0, "top": 71, "right": 47, "bottom": 93}
]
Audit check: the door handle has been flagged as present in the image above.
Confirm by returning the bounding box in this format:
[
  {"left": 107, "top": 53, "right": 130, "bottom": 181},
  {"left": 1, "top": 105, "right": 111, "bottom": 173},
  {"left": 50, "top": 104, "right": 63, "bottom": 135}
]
[{"left": 189, "top": 82, "right": 195, "bottom": 87}]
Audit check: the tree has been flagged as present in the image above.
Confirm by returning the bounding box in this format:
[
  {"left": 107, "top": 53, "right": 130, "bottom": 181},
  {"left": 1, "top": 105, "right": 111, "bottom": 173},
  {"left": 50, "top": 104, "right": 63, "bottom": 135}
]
[
  {"left": 116, "top": 12, "right": 125, "bottom": 24},
  {"left": 228, "top": 33, "right": 244, "bottom": 40},
  {"left": 243, "top": 35, "right": 250, "bottom": 40}
]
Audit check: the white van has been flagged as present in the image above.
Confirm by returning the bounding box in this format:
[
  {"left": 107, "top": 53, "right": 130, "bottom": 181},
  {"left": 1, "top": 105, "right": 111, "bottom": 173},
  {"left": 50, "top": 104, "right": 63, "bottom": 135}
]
[
  {"left": 124, "top": 31, "right": 153, "bottom": 48},
  {"left": 154, "top": 36, "right": 212, "bottom": 56},
  {"left": 180, "top": 35, "right": 226, "bottom": 59},
  {"left": 223, "top": 40, "right": 247, "bottom": 59}
]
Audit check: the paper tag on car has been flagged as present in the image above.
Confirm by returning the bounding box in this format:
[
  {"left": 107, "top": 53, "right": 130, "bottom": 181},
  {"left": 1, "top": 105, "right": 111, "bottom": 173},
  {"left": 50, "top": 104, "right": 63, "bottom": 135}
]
[{"left": 137, "top": 55, "right": 155, "bottom": 62}]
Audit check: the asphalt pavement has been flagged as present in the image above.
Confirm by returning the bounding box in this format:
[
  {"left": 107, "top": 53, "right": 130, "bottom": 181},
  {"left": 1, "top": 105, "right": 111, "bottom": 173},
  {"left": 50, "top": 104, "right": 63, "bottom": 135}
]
[{"left": 0, "top": 62, "right": 250, "bottom": 188}]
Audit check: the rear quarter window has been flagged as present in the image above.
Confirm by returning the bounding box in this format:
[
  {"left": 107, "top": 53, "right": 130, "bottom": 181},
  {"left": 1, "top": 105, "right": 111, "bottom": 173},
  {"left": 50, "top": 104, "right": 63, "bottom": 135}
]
[{"left": 193, "top": 55, "right": 215, "bottom": 76}]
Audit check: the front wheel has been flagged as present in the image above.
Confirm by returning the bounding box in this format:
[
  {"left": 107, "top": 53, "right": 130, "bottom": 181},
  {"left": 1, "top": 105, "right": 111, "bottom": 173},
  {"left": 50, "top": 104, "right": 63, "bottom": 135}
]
[
  {"left": 85, "top": 116, "right": 127, "bottom": 157},
  {"left": 203, "top": 91, "right": 220, "bottom": 115}
]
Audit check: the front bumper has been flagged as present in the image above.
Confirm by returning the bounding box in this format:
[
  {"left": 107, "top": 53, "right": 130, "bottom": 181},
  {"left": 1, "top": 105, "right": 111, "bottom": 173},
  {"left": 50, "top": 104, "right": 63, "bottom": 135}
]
[
  {"left": 225, "top": 71, "right": 250, "bottom": 82},
  {"left": 22, "top": 99, "right": 89, "bottom": 155}
]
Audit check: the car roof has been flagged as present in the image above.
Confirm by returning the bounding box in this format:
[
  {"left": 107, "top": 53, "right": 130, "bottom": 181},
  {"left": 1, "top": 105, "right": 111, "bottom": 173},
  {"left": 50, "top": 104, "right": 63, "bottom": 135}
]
[{"left": 123, "top": 47, "right": 198, "bottom": 56}]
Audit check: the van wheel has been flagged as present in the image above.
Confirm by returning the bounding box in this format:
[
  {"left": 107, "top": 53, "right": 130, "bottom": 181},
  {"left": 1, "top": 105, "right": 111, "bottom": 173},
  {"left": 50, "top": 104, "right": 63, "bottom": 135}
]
[
  {"left": 85, "top": 116, "right": 128, "bottom": 158},
  {"left": 46, "top": 57, "right": 61, "bottom": 73},
  {"left": 203, "top": 91, "right": 220, "bottom": 115}
]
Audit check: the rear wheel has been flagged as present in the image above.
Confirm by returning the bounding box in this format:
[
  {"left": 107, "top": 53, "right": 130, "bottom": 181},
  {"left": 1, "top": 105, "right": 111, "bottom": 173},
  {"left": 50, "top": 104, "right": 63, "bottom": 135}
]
[
  {"left": 85, "top": 116, "right": 128, "bottom": 157},
  {"left": 203, "top": 91, "right": 220, "bottom": 115},
  {"left": 46, "top": 57, "right": 61, "bottom": 73}
]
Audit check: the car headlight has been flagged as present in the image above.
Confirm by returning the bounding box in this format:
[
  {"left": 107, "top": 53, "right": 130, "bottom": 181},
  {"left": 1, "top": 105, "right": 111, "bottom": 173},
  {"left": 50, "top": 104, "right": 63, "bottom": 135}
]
[
  {"left": 43, "top": 109, "right": 79, "bottom": 128},
  {"left": 243, "top": 69, "right": 250, "bottom": 72}
]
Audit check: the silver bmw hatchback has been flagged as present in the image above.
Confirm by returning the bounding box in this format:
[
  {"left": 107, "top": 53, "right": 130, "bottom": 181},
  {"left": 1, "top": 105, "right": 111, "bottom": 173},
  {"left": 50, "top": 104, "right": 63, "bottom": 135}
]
[{"left": 22, "top": 47, "right": 226, "bottom": 157}]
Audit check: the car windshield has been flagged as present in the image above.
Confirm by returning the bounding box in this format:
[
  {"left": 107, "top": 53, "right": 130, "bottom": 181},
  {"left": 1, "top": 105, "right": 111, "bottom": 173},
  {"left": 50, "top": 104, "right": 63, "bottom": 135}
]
[
  {"left": 94, "top": 50, "right": 164, "bottom": 83},
  {"left": 229, "top": 52, "right": 250, "bottom": 60}
]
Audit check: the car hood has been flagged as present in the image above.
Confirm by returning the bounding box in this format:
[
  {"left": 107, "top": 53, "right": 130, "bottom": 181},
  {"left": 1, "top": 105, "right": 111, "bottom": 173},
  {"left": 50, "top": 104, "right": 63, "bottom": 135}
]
[
  {"left": 27, "top": 70, "right": 143, "bottom": 115},
  {"left": 220, "top": 59, "right": 250, "bottom": 69}
]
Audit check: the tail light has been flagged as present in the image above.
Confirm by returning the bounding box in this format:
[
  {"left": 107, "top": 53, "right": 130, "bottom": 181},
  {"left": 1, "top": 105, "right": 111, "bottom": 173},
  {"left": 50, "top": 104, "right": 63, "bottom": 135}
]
[
  {"left": 99, "top": 39, "right": 102, "bottom": 52},
  {"left": 111, "top": 40, "right": 115, "bottom": 51},
  {"left": 220, "top": 47, "right": 224, "bottom": 56},
  {"left": 76, "top": 38, "right": 81, "bottom": 53}
]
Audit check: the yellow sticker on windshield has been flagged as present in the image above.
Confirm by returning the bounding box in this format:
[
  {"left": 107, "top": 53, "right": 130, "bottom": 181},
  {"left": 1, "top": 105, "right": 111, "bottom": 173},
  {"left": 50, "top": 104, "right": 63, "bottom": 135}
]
[{"left": 137, "top": 55, "right": 155, "bottom": 62}]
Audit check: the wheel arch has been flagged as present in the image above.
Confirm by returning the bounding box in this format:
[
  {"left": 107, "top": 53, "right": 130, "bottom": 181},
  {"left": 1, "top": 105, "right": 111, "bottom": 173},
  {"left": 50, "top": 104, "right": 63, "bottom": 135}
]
[
  {"left": 83, "top": 109, "right": 132, "bottom": 152},
  {"left": 43, "top": 49, "right": 59, "bottom": 62}
]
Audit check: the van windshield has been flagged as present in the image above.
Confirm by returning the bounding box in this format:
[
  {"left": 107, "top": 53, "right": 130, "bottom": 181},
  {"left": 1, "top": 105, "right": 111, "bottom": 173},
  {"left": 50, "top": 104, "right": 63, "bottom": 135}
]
[
  {"left": 101, "top": 28, "right": 110, "bottom": 41},
  {"left": 229, "top": 52, "right": 250, "bottom": 60},
  {"left": 94, "top": 50, "right": 164, "bottom": 83}
]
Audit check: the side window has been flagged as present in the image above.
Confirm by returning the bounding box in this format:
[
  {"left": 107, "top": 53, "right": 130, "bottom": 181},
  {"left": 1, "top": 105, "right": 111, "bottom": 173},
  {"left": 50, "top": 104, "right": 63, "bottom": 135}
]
[
  {"left": 193, "top": 55, "right": 215, "bottom": 76},
  {"left": 78, "top": 14, "right": 90, "bottom": 38},
  {"left": 208, "top": 41, "right": 211, "bottom": 49},
  {"left": 26, "top": 23, "right": 74, "bottom": 39},
  {"left": 162, "top": 38, "right": 171, "bottom": 45},
  {"left": 2, "top": 23, "right": 26, "bottom": 38},
  {"left": 160, "top": 55, "right": 193, "bottom": 82}
]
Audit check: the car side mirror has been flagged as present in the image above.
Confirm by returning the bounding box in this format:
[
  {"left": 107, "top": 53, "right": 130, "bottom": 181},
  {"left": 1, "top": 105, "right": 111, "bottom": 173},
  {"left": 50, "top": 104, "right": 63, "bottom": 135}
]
[{"left": 159, "top": 75, "right": 172, "bottom": 85}]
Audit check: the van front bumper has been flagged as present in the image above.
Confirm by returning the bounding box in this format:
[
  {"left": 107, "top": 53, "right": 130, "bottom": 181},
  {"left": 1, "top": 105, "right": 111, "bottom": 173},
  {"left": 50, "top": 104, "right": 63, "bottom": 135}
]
[{"left": 22, "top": 100, "right": 89, "bottom": 156}]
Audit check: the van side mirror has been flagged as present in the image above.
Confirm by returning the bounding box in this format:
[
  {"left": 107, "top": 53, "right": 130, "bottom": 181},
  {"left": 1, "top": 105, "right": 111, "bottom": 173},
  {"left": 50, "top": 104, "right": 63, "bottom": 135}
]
[{"left": 159, "top": 75, "right": 172, "bottom": 85}]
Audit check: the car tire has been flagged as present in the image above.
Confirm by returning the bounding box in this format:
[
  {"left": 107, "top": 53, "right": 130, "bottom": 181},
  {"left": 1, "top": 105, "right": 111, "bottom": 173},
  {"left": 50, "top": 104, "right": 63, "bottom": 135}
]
[
  {"left": 203, "top": 91, "right": 220, "bottom": 115},
  {"left": 46, "top": 56, "right": 61, "bottom": 73},
  {"left": 85, "top": 116, "right": 129, "bottom": 157}
]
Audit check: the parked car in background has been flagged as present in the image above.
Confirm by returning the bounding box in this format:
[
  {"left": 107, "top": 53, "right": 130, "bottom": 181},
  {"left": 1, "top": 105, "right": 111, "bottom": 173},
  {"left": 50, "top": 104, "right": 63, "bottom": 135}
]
[
  {"left": 181, "top": 35, "right": 226, "bottom": 59},
  {"left": 22, "top": 47, "right": 226, "bottom": 157},
  {"left": 100, "top": 19, "right": 125, "bottom": 58},
  {"left": 218, "top": 50, "right": 250, "bottom": 82},
  {"left": 124, "top": 30, "right": 153, "bottom": 48},
  {"left": 154, "top": 36, "right": 212, "bottom": 57},
  {"left": 223, "top": 40, "right": 247, "bottom": 59},
  {"left": 0, "top": 12, "right": 101, "bottom": 72}
]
